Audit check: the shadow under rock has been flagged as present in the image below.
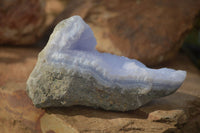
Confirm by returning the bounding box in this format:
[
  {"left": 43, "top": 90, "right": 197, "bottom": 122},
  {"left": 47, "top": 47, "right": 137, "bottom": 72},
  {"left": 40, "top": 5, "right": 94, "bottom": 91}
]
[
  {"left": 141, "top": 91, "right": 200, "bottom": 112},
  {"left": 44, "top": 91, "right": 200, "bottom": 120},
  {"left": 45, "top": 105, "right": 148, "bottom": 120}
]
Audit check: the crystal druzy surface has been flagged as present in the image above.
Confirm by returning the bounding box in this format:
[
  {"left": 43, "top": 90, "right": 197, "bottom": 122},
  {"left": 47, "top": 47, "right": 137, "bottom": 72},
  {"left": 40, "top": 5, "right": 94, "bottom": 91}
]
[{"left": 26, "top": 16, "right": 186, "bottom": 111}]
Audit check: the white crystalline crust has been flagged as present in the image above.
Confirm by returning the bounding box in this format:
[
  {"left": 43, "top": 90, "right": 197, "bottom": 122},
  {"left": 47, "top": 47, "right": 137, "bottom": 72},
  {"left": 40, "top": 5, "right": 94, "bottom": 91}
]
[{"left": 40, "top": 16, "right": 186, "bottom": 92}]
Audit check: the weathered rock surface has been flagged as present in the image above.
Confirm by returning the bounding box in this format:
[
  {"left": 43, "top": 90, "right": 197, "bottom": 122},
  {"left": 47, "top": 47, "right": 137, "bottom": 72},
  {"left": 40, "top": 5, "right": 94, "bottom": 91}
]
[
  {"left": 0, "top": 46, "right": 45, "bottom": 133},
  {"left": 147, "top": 110, "right": 187, "bottom": 123},
  {"left": 0, "top": 45, "right": 200, "bottom": 132},
  {"left": 0, "top": 0, "right": 46, "bottom": 45},
  {"left": 26, "top": 16, "right": 186, "bottom": 111},
  {"left": 52, "top": 0, "right": 200, "bottom": 66}
]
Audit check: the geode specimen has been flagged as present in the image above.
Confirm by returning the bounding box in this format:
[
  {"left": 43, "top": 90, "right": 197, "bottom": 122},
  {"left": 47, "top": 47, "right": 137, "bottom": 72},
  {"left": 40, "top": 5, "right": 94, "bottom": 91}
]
[{"left": 27, "top": 16, "right": 186, "bottom": 111}]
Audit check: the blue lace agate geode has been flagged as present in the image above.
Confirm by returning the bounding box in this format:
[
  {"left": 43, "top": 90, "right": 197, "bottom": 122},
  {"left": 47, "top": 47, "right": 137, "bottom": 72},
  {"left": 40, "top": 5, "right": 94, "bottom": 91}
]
[{"left": 26, "top": 16, "right": 186, "bottom": 111}]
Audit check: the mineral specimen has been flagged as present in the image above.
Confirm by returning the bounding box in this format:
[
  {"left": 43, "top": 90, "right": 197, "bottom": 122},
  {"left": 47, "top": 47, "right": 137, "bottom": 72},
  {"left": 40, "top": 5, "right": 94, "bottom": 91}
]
[{"left": 26, "top": 16, "right": 186, "bottom": 111}]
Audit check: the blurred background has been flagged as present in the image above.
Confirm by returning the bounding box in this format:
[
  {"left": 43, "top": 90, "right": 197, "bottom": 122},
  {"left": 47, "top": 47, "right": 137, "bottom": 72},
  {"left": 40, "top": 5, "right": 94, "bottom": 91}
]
[
  {"left": 0, "top": 0, "right": 200, "bottom": 67},
  {"left": 0, "top": 0, "right": 200, "bottom": 133}
]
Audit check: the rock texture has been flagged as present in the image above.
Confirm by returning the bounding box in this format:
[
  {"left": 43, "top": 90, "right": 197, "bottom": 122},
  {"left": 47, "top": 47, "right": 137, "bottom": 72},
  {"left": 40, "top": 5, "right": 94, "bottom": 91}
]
[
  {"left": 147, "top": 110, "right": 187, "bottom": 123},
  {"left": 27, "top": 16, "right": 186, "bottom": 111},
  {"left": 0, "top": 0, "right": 46, "bottom": 45},
  {"left": 52, "top": 0, "right": 200, "bottom": 66},
  {"left": 0, "top": 45, "right": 200, "bottom": 132}
]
